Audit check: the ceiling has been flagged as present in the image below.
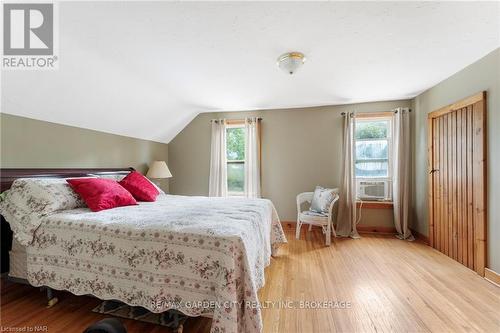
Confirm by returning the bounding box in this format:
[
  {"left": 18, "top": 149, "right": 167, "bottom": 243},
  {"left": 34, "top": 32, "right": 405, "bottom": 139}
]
[{"left": 2, "top": 1, "right": 499, "bottom": 143}]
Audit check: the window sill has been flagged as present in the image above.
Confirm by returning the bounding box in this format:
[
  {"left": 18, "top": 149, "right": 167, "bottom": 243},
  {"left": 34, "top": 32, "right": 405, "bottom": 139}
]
[
  {"left": 228, "top": 193, "right": 245, "bottom": 197},
  {"left": 356, "top": 201, "right": 393, "bottom": 209}
]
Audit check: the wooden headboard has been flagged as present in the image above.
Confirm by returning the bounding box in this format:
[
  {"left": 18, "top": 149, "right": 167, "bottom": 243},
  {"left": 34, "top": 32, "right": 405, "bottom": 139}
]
[{"left": 0, "top": 167, "right": 134, "bottom": 273}]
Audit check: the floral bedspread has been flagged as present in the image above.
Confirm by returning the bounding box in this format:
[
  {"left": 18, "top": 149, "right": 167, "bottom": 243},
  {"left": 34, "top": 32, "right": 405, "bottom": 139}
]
[{"left": 24, "top": 195, "right": 287, "bottom": 333}]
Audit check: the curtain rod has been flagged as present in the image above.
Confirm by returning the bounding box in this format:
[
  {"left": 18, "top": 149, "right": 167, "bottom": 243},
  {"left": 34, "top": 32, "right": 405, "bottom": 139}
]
[
  {"left": 210, "top": 117, "right": 262, "bottom": 122},
  {"left": 341, "top": 109, "right": 412, "bottom": 116}
]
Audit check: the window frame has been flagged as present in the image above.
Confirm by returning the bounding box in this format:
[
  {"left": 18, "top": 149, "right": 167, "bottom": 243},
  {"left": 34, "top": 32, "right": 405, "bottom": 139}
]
[
  {"left": 226, "top": 123, "right": 246, "bottom": 196},
  {"left": 354, "top": 114, "right": 394, "bottom": 202}
]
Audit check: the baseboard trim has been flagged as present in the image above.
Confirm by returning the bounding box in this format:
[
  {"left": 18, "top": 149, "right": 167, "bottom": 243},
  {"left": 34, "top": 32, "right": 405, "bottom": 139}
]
[
  {"left": 357, "top": 225, "right": 396, "bottom": 234},
  {"left": 281, "top": 221, "right": 295, "bottom": 227},
  {"left": 485, "top": 268, "right": 500, "bottom": 287},
  {"left": 411, "top": 229, "right": 430, "bottom": 245},
  {"left": 284, "top": 221, "right": 398, "bottom": 235},
  {"left": 283, "top": 221, "right": 430, "bottom": 244}
]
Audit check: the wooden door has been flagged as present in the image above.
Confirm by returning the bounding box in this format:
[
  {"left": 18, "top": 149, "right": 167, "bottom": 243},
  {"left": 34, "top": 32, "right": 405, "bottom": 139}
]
[{"left": 427, "top": 92, "right": 487, "bottom": 276}]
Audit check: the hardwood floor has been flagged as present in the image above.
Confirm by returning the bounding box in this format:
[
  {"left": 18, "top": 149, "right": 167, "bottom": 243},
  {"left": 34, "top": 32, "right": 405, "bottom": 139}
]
[{"left": 1, "top": 224, "right": 499, "bottom": 333}]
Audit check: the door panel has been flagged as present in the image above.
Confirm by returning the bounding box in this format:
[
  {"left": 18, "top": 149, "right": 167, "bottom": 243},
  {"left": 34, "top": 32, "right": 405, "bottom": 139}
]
[{"left": 428, "top": 92, "right": 487, "bottom": 276}]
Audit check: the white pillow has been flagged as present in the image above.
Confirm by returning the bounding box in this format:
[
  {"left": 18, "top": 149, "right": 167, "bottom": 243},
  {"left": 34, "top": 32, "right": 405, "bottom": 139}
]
[
  {"left": 94, "top": 172, "right": 165, "bottom": 194},
  {"left": 91, "top": 173, "right": 127, "bottom": 181},
  {"left": 0, "top": 178, "right": 87, "bottom": 245},
  {"left": 310, "top": 186, "right": 337, "bottom": 214}
]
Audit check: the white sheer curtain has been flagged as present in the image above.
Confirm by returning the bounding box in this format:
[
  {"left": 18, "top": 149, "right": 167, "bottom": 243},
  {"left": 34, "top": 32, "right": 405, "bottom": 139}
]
[
  {"left": 208, "top": 119, "right": 228, "bottom": 197},
  {"left": 393, "top": 108, "right": 414, "bottom": 240},
  {"left": 244, "top": 117, "right": 261, "bottom": 198},
  {"left": 336, "top": 113, "right": 360, "bottom": 238}
]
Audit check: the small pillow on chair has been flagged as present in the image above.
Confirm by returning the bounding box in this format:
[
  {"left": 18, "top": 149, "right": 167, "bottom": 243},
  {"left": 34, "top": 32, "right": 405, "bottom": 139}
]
[
  {"left": 119, "top": 171, "right": 160, "bottom": 202},
  {"left": 310, "top": 186, "right": 336, "bottom": 214}
]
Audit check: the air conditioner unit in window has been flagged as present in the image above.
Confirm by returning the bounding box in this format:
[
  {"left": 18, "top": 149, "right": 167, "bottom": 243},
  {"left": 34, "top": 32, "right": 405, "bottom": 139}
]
[{"left": 356, "top": 180, "right": 391, "bottom": 201}]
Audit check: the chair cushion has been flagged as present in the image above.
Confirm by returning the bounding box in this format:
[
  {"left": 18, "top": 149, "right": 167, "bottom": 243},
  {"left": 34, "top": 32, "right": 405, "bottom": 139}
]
[
  {"left": 301, "top": 210, "right": 328, "bottom": 217},
  {"left": 299, "top": 211, "right": 329, "bottom": 224},
  {"left": 310, "top": 186, "right": 336, "bottom": 214}
]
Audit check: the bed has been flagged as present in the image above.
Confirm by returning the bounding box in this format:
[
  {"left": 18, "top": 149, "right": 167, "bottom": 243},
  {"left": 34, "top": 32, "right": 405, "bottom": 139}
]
[{"left": 0, "top": 168, "right": 287, "bottom": 333}]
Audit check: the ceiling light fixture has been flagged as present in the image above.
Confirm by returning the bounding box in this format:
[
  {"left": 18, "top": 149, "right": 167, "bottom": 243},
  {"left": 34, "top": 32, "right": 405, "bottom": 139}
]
[{"left": 277, "top": 52, "right": 306, "bottom": 75}]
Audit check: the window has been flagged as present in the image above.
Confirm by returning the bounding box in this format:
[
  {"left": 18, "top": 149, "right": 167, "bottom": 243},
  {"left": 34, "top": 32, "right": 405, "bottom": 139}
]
[
  {"left": 226, "top": 124, "right": 245, "bottom": 195},
  {"left": 354, "top": 116, "right": 393, "bottom": 201}
]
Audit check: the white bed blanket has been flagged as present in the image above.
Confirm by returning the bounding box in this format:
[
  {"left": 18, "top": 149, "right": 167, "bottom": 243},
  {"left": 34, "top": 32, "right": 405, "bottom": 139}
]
[{"left": 23, "top": 195, "right": 287, "bottom": 333}]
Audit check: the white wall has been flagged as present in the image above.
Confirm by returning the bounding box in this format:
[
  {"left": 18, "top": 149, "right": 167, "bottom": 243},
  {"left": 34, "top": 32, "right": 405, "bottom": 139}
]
[{"left": 169, "top": 100, "right": 412, "bottom": 227}]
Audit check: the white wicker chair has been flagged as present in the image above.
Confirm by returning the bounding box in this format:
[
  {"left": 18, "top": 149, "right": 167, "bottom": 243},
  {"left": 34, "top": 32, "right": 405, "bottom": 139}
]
[{"left": 296, "top": 189, "right": 339, "bottom": 246}]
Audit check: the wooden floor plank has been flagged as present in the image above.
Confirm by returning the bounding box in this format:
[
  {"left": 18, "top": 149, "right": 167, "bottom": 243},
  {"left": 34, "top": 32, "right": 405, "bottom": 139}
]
[{"left": 1, "top": 225, "right": 499, "bottom": 333}]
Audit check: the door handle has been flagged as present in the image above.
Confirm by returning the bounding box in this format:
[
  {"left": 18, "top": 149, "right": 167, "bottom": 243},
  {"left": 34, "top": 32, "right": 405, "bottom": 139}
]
[{"left": 430, "top": 169, "right": 439, "bottom": 174}]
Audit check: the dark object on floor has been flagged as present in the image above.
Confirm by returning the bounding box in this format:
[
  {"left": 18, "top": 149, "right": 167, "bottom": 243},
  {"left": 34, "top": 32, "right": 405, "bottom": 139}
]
[
  {"left": 83, "top": 318, "right": 127, "bottom": 333},
  {"left": 92, "top": 300, "right": 187, "bottom": 332}
]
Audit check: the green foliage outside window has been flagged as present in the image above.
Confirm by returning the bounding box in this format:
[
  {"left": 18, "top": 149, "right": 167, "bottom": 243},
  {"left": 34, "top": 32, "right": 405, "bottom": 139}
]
[
  {"left": 355, "top": 120, "right": 390, "bottom": 177},
  {"left": 226, "top": 127, "right": 245, "bottom": 192},
  {"left": 355, "top": 121, "right": 388, "bottom": 139},
  {"left": 226, "top": 128, "right": 245, "bottom": 160},
  {"left": 227, "top": 163, "right": 244, "bottom": 192}
]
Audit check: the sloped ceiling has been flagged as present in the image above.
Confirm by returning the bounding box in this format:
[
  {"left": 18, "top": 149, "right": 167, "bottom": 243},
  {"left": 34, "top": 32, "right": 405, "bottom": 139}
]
[{"left": 1, "top": 1, "right": 499, "bottom": 143}]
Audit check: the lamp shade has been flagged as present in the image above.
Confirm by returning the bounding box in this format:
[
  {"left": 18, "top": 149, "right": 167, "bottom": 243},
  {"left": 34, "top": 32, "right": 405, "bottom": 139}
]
[{"left": 146, "top": 161, "right": 172, "bottom": 179}]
